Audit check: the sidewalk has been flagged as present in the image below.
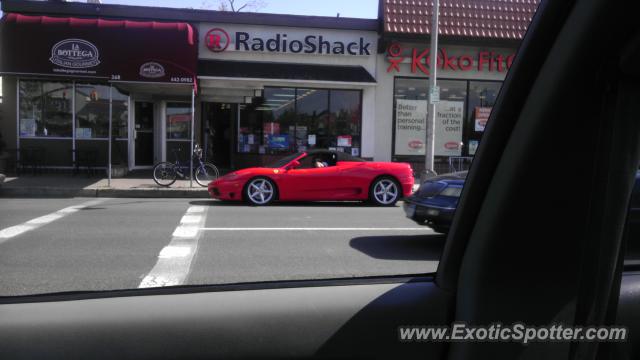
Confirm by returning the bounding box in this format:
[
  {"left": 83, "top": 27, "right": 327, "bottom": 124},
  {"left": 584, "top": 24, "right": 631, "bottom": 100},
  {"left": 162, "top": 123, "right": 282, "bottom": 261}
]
[{"left": 0, "top": 171, "right": 209, "bottom": 198}]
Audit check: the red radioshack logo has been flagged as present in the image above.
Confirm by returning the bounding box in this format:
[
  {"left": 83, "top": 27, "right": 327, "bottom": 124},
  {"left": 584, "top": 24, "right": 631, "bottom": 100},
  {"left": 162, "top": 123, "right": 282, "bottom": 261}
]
[{"left": 206, "top": 28, "right": 230, "bottom": 52}]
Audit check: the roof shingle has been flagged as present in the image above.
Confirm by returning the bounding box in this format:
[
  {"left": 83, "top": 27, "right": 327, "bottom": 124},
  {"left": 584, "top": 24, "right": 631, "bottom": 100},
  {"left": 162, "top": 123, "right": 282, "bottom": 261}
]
[{"left": 383, "top": 0, "right": 540, "bottom": 40}]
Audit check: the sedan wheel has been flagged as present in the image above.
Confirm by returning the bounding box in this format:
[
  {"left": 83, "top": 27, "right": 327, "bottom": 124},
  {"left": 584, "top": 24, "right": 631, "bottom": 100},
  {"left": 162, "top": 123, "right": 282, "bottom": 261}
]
[
  {"left": 246, "top": 178, "right": 276, "bottom": 205},
  {"left": 370, "top": 178, "right": 400, "bottom": 206}
]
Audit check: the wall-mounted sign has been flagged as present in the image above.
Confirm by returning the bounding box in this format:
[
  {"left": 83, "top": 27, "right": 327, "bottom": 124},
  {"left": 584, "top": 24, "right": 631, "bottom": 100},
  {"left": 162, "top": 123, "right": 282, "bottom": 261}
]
[
  {"left": 435, "top": 101, "right": 464, "bottom": 156},
  {"left": 201, "top": 24, "right": 374, "bottom": 57},
  {"left": 337, "top": 135, "right": 352, "bottom": 147},
  {"left": 474, "top": 107, "right": 492, "bottom": 132},
  {"left": 386, "top": 43, "right": 516, "bottom": 75},
  {"left": 49, "top": 39, "right": 100, "bottom": 69},
  {"left": 139, "top": 62, "right": 166, "bottom": 79},
  {"left": 205, "top": 28, "right": 231, "bottom": 52},
  {"left": 1, "top": 14, "right": 197, "bottom": 84},
  {"left": 394, "top": 99, "right": 427, "bottom": 156}
]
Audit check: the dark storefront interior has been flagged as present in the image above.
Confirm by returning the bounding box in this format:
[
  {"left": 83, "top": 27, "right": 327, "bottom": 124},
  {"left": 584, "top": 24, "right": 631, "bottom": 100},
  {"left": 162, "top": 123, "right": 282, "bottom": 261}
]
[{"left": 201, "top": 86, "right": 363, "bottom": 171}]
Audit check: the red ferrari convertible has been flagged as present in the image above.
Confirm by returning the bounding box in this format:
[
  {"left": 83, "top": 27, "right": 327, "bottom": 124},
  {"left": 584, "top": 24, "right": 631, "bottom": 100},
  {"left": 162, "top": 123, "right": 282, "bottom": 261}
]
[{"left": 208, "top": 149, "right": 414, "bottom": 206}]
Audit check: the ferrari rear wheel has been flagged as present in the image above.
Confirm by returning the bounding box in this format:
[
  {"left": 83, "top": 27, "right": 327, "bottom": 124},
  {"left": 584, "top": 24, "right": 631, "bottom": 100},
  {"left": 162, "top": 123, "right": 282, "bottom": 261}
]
[
  {"left": 370, "top": 177, "right": 400, "bottom": 206},
  {"left": 245, "top": 177, "right": 277, "bottom": 206}
]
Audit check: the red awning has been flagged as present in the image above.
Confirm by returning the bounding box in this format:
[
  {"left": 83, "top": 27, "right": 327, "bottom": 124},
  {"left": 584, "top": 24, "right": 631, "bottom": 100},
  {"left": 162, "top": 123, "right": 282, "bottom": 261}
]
[{"left": 0, "top": 13, "right": 198, "bottom": 86}]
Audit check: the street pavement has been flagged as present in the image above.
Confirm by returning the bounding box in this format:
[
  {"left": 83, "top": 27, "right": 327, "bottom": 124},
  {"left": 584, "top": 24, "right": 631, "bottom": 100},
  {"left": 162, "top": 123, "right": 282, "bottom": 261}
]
[{"left": 0, "top": 198, "right": 445, "bottom": 297}]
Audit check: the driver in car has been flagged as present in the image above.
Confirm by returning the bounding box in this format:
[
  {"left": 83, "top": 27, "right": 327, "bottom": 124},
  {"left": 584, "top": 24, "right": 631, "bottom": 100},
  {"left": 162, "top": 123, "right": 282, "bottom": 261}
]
[{"left": 313, "top": 157, "right": 326, "bottom": 168}]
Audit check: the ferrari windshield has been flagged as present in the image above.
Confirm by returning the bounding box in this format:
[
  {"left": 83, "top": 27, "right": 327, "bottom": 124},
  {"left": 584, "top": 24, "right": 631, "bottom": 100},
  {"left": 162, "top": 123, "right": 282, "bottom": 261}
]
[{"left": 264, "top": 152, "right": 304, "bottom": 168}]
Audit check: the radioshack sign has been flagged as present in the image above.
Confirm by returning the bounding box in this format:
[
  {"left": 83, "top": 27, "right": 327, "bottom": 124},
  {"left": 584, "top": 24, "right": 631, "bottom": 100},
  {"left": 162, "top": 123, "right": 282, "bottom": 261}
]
[{"left": 201, "top": 24, "right": 375, "bottom": 57}]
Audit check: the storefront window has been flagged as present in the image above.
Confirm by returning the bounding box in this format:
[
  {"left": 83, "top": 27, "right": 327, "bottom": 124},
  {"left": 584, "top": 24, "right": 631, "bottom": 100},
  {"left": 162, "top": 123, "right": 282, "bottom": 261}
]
[
  {"left": 296, "top": 88, "right": 328, "bottom": 151},
  {"left": 437, "top": 80, "right": 467, "bottom": 157},
  {"left": 393, "top": 77, "right": 467, "bottom": 158},
  {"left": 330, "top": 90, "right": 362, "bottom": 156},
  {"left": 238, "top": 104, "right": 261, "bottom": 154},
  {"left": 260, "top": 87, "right": 296, "bottom": 154},
  {"left": 166, "top": 102, "right": 191, "bottom": 140},
  {"left": 467, "top": 81, "right": 502, "bottom": 155},
  {"left": 112, "top": 88, "right": 129, "bottom": 139},
  {"left": 19, "top": 80, "right": 73, "bottom": 137},
  {"left": 75, "top": 83, "right": 110, "bottom": 139},
  {"left": 237, "top": 87, "right": 362, "bottom": 155}
]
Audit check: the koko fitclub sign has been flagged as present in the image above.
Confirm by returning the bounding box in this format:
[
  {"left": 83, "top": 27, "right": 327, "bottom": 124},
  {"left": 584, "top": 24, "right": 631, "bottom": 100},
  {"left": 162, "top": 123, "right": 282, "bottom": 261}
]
[{"left": 386, "top": 43, "right": 516, "bottom": 75}]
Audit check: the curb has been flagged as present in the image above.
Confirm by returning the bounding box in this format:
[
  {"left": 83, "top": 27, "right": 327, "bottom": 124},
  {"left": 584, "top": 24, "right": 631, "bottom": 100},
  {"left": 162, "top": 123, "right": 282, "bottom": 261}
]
[{"left": 0, "top": 186, "right": 209, "bottom": 198}]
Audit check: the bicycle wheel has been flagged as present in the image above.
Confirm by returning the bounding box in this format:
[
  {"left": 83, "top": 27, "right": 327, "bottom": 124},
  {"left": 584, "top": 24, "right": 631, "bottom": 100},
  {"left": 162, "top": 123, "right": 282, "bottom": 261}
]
[
  {"left": 194, "top": 162, "right": 220, "bottom": 187},
  {"left": 153, "top": 162, "right": 178, "bottom": 187}
]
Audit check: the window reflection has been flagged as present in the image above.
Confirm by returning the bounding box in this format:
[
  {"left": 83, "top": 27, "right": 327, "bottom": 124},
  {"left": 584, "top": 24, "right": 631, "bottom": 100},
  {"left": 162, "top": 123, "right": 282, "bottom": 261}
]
[
  {"left": 238, "top": 87, "right": 362, "bottom": 156},
  {"left": 19, "top": 80, "right": 73, "bottom": 137},
  {"left": 75, "top": 83, "right": 110, "bottom": 139}
]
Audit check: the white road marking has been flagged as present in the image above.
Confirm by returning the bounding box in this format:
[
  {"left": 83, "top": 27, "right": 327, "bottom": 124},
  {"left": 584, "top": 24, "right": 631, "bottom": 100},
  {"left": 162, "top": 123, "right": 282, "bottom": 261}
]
[
  {"left": 199, "top": 227, "right": 430, "bottom": 231},
  {"left": 139, "top": 205, "right": 209, "bottom": 288},
  {"left": 0, "top": 199, "right": 107, "bottom": 243}
]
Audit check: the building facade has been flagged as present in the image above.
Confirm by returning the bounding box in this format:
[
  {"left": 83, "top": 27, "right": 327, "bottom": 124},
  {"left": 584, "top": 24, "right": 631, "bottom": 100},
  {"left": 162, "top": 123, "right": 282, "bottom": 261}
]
[{"left": 0, "top": 0, "right": 539, "bottom": 175}]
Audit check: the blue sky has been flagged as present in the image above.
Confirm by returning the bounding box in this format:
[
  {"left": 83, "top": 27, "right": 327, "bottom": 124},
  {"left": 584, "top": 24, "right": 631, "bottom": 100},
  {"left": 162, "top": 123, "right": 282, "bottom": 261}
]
[{"left": 8, "top": 0, "right": 378, "bottom": 19}]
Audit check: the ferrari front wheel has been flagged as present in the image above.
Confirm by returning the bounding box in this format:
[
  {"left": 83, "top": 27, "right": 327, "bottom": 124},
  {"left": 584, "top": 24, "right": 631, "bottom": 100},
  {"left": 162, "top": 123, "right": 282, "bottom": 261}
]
[
  {"left": 245, "top": 177, "right": 276, "bottom": 206},
  {"left": 370, "top": 177, "right": 400, "bottom": 206}
]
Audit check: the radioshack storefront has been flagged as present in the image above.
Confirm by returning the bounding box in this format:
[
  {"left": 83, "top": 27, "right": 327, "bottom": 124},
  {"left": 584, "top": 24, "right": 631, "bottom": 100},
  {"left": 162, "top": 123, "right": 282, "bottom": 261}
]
[
  {"left": 0, "top": 13, "right": 198, "bottom": 173},
  {"left": 374, "top": 41, "right": 517, "bottom": 174},
  {"left": 196, "top": 22, "right": 378, "bottom": 170}
]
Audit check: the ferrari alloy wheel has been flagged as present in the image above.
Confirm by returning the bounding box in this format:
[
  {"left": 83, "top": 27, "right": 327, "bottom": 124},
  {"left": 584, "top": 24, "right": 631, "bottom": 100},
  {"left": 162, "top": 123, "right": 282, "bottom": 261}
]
[
  {"left": 246, "top": 178, "right": 276, "bottom": 205},
  {"left": 370, "top": 177, "right": 400, "bottom": 206}
]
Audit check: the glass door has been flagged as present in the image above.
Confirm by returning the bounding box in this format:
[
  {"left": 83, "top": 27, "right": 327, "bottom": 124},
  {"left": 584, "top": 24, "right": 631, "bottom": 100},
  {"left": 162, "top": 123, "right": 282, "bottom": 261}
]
[
  {"left": 134, "top": 101, "right": 154, "bottom": 166},
  {"left": 166, "top": 102, "right": 192, "bottom": 166}
]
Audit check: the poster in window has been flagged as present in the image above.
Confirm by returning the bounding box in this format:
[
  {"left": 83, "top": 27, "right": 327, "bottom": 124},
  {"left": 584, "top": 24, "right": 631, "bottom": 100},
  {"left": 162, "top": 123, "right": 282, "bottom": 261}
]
[
  {"left": 394, "top": 99, "right": 427, "bottom": 156},
  {"left": 268, "top": 134, "right": 289, "bottom": 149},
  {"left": 308, "top": 134, "right": 316, "bottom": 145},
  {"left": 168, "top": 114, "right": 190, "bottom": 139},
  {"left": 351, "top": 147, "right": 360, "bottom": 157},
  {"left": 296, "top": 126, "right": 307, "bottom": 138},
  {"left": 434, "top": 101, "right": 464, "bottom": 157},
  {"left": 474, "top": 107, "right": 492, "bottom": 132},
  {"left": 337, "top": 135, "right": 352, "bottom": 147},
  {"left": 20, "top": 118, "right": 37, "bottom": 137},
  {"left": 468, "top": 140, "right": 479, "bottom": 155},
  {"left": 263, "top": 122, "right": 280, "bottom": 135}
]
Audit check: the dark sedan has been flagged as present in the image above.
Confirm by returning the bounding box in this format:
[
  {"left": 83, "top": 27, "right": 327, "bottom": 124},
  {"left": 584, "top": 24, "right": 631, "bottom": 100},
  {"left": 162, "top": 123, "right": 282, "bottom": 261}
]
[{"left": 403, "top": 171, "right": 467, "bottom": 233}]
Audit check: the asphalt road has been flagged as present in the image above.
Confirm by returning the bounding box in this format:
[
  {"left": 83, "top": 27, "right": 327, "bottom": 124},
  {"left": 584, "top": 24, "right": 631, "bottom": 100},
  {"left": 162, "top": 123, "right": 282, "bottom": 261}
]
[{"left": 0, "top": 197, "right": 444, "bottom": 297}]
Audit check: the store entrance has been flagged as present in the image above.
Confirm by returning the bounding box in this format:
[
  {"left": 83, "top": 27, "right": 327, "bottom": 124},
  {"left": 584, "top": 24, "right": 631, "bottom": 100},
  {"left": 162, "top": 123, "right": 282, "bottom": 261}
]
[
  {"left": 203, "top": 102, "right": 236, "bottom": 170},
  {"left": 134, "top": 101, "right": 155, "bottom": 167}
]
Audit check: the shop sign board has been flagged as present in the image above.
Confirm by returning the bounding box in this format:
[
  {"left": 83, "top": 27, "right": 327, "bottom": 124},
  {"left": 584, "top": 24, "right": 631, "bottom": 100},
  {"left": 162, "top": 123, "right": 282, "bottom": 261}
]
[
  {"left": 394, "top": 99, "right": 427, "bottom": 156},
  {"left": 201, "top": 23, "right": 375, "bottom": 57},
  {"left": 435, "top": 101, "right": 464, "bottom": 156},
  {"left": 386, "top": 42, "right": 516, "bottom": 76},
  {"left": 0, "top": 14, "right": 197, "bottom": 84},
  {"left": 474, "top": 107, "right": 492, "bottom": 132}
]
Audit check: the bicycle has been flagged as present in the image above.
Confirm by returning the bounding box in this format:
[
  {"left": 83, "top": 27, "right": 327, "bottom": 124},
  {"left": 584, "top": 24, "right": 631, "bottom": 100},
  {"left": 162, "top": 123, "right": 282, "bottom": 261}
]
[{"left": 152, "top": 144, "right": 219, "bottom": 187}]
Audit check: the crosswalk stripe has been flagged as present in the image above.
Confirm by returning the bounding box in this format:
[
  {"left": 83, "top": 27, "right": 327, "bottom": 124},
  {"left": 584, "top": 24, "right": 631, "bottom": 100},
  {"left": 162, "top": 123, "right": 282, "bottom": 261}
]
[
  {"left": 139, "top": 205, "right": 209, "bottom": 288},
  {"left": 0, "top": 199, "right": 107, "bottom": 243}
]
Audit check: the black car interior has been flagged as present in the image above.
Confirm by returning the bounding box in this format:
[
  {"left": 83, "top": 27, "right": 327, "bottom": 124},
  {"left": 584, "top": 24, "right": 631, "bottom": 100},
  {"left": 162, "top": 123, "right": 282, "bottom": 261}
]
[{"left": 2, "top": 0, "right": 640, "bottom": 359}]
